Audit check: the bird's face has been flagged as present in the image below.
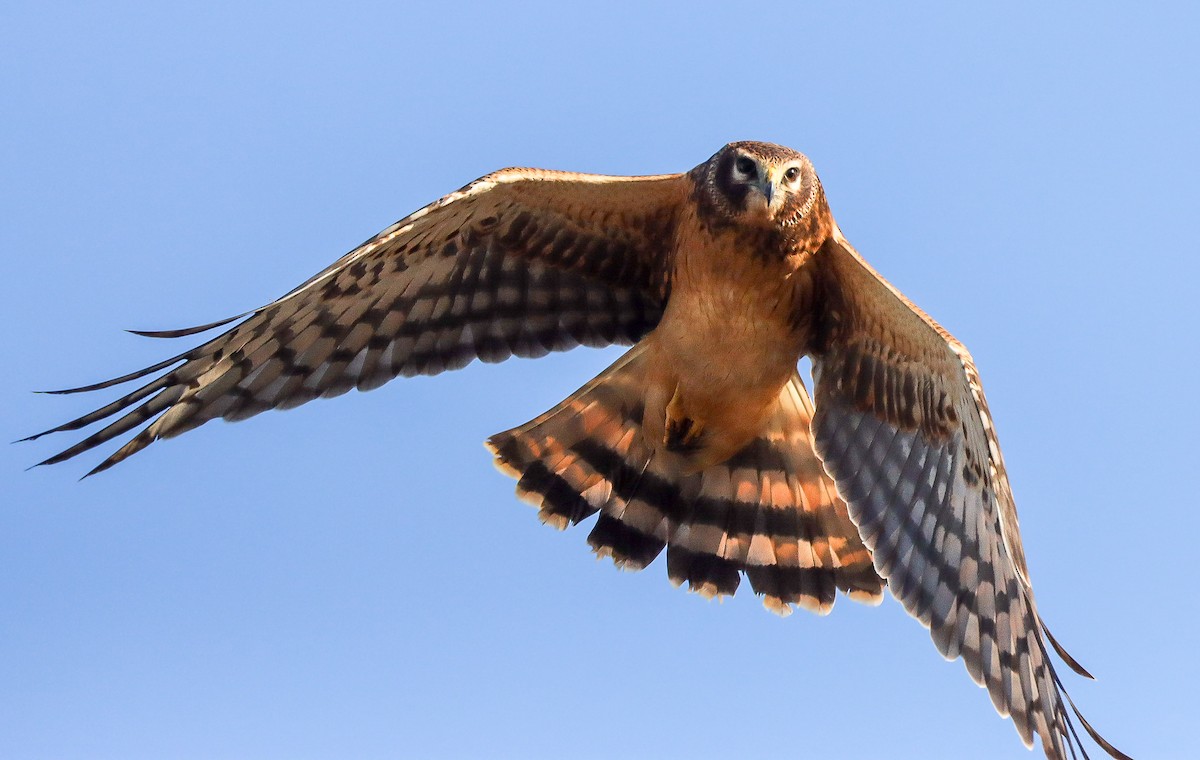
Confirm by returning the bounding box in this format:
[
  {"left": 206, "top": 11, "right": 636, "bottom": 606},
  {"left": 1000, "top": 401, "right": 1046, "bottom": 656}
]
[{"left": 703, "top": 141, "right": 823, "bottom": 231}]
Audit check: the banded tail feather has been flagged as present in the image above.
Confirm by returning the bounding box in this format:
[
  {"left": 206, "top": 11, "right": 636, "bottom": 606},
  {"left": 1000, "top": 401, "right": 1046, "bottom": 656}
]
[{"left": 486, "top": 346, "right": 885, "bottom": 616}]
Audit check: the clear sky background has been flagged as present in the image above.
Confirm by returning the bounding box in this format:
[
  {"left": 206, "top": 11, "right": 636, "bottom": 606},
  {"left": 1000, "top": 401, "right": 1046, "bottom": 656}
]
[{"left": 3, "top": 3, "right": 1196, "bottom": 759}]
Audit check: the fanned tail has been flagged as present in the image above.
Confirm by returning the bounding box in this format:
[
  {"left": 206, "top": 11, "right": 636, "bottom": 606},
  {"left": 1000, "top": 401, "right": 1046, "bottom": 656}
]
[{"left": 486, "top": 345, "right": 884, "bottom": 615}]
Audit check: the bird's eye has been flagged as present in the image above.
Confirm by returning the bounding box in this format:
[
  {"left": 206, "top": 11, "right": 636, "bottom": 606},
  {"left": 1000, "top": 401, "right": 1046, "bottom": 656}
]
[
  {"left": 735, "top": 157, "right": 756, "bottom": 177},
  {"left": 784, "top": 166, "right": 801, "bottom": 184}
]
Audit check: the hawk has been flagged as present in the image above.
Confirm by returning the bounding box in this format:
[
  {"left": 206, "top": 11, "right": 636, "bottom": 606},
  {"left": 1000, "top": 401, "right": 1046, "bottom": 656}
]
[{"left": 28, "top": 141, "right": 1127, "bottom": 759}]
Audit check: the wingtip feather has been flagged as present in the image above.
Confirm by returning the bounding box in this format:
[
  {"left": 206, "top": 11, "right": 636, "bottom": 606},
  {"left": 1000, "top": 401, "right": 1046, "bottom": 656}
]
[
  {"left": 81, "top": 461, "right": 111, "bottom": 479},
  {"left": 125, "top": 312, "right": 249, "bottom": 339},
  {"left": 1043, "top": 623, "right": 1096, "bottom": 680}
]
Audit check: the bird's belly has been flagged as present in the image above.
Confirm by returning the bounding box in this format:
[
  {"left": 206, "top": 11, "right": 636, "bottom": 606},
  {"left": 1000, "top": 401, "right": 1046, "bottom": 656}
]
[{"left": 641, "top": 287, "right": 804, "bottom": 469}]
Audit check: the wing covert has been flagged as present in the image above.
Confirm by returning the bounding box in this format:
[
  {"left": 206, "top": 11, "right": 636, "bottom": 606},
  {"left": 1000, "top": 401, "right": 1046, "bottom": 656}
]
[{"left": 28, "top": 167, "right": 688, "bottom": 474}]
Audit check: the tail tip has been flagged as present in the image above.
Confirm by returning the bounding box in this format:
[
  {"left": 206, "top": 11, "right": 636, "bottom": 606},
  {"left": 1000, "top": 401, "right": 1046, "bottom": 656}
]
[
  {"left": 591, "top": 543, "right": 652, "bottom": 572},
  {"left": 762, "top": 596, "right": 796, "bottom": 617},
  {"left": 484, "top": 436, "right": 523, "bottom": 480},
  {"left": 847, "top": 587, "right": 886, "bottom": 607}
]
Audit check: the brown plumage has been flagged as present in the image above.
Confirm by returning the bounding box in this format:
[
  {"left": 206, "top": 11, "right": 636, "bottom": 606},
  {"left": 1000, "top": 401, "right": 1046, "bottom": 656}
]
[{"left": 27, "top": 141, "right": 1128, "bottom": 759}]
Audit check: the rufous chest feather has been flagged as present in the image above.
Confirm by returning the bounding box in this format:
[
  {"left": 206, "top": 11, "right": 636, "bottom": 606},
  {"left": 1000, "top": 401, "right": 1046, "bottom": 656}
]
[
  {"left": 655, "top": 225, "right": 812, "bottom": 386},
  {"left": 638, "top": 224, "right": 817, "bottom": 470}
]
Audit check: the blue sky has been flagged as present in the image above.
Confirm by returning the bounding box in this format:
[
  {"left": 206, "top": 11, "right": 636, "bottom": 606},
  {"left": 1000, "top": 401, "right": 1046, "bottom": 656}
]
[{"left": 3, "top": 3, "right": 1196, "bottom": 758}]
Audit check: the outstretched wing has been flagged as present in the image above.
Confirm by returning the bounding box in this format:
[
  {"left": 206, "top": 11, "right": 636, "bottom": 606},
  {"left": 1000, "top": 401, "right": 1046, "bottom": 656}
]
[
  {"left": 28, "top": 167, "right": 687, "bottom": 475},
  {"left": 807, "top": 229, "right": 1127, "bottom": 760}
]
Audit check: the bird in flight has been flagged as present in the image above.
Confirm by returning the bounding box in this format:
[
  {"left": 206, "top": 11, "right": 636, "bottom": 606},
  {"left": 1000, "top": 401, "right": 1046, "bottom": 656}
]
[{"left": 28, "top": 141, "right": 1128, "bottom": 759}]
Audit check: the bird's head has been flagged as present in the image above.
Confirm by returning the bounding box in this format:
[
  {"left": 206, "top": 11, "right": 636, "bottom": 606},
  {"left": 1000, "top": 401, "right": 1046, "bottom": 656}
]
[{"left": 694, "top": 141, "right": 831, "bottom": 247}]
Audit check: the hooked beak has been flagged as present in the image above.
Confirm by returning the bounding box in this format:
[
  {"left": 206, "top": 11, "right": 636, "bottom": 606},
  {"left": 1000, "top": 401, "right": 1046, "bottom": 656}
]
[
  {"left": 751, "top": 170, "right": 776, "bottom": 213},
  {"left": 759, "top": 177, "right": 774, "bottom": 206}
]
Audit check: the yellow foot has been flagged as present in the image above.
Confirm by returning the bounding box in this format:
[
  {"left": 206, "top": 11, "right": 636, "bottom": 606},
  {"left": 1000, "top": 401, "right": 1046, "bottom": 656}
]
[{"left": 664, "top": 386, "right": 704, "bottom": 451}]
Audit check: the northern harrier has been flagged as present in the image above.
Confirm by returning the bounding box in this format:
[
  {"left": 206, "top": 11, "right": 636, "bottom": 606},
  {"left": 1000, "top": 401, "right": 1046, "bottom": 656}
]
[{"left": 28, "top": 141, "right": 1128, "bottom": 759}]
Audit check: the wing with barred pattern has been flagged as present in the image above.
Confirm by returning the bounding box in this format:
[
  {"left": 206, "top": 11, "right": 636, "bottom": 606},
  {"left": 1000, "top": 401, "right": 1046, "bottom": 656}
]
[
  {"left": 808, "top": 228, "right": 1128, "bottom": 760},
  {"left": 27, "top": 168, "right": 686, "bottom": 475}
]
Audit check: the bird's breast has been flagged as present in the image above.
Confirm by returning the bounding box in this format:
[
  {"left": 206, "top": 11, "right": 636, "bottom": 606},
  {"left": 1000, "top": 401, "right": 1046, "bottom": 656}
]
[
  {"left": 653, "top": 263, "right": 805, "bottom": 396},
  {"left": 638, "top": 231, "right": 817, "bottom": 469}
]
